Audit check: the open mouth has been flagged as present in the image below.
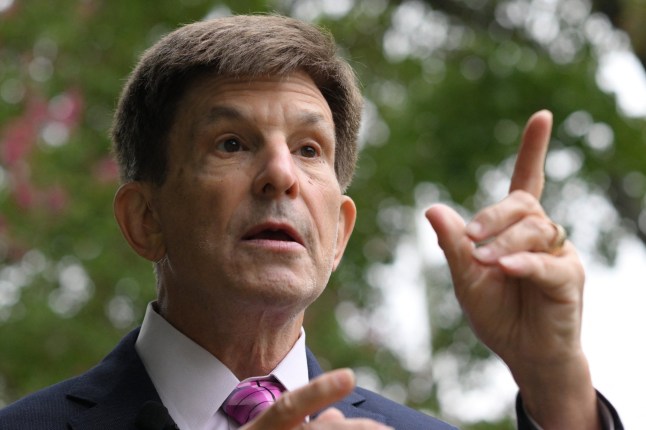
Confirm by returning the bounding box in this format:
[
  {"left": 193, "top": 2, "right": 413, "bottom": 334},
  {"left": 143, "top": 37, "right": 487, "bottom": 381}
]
[
  {"left": 243, "top": 223, "right": 304, "bottom": 246},
  {"left": 249, "top": 229, "right": 296, "bottom": 242}
]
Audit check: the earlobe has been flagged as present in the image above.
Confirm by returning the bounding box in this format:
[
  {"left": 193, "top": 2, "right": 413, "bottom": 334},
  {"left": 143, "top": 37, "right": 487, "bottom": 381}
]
[
  {"left": 113, "top": 182, "right": 166, "bottom": 262},
  {"left": 332, "top": 195, "right": 357, "bottom": 270}
]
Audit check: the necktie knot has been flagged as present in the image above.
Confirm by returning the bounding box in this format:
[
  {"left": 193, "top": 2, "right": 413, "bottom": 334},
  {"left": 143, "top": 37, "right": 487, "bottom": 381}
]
[{"left": 223, "top": 378, "right": 285, "bottom": 425}]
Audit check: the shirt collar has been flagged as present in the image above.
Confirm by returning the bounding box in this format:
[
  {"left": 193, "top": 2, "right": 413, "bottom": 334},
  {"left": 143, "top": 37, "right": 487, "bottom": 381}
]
[{"left": 135, "top": 302, "right": 309, "bottom": 430}]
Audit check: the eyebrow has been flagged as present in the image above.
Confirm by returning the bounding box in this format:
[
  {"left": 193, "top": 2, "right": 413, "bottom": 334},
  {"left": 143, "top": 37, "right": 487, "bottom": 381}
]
[
  {"left": 204, "top": 105, "right": 246, "bottom": 123},
  {"left": 295, "top": 111, "right": 336, "bottom": 143},
  {"left": 296, "top": 111, "right": 330, "bottom": 128},
  {"left": 203, "top": 105, "right": 332, "bottom": 130},
  {"left": 194, "top": 104, "right": 336, "bottom": 153}
]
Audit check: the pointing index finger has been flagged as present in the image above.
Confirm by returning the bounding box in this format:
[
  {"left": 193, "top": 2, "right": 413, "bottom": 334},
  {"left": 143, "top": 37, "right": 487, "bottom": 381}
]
[
  {"left": 509, "top": 110, "right": 553, "bottom": 198},
  {"left": 245, "top": 368, "right": 355, "bottom": 429}
]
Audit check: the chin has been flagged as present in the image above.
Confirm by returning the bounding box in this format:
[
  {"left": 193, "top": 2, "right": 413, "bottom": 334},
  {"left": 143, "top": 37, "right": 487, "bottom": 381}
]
[{"left": 241, "top": 276, "right": 323, "bottom": 309}]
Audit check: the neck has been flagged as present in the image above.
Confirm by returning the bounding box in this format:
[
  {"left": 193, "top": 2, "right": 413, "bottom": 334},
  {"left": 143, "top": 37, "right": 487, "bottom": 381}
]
[{"left": 156, "top": 296, "right": 304, "bottom": 380}]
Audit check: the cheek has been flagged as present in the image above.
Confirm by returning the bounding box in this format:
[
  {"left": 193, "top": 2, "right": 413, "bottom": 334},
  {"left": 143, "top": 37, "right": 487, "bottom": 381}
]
[
  {"left": 311, "top": 192, "right": 343, "bottom": 249},
  {"left": 161, "top": 179, "right": 235, "bottom": 239}
]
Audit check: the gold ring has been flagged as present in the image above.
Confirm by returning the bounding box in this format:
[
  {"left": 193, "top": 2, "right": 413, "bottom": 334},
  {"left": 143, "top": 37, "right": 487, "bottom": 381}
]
[{"left": 547, "top": 221, "right": 567, "bottom": 254}]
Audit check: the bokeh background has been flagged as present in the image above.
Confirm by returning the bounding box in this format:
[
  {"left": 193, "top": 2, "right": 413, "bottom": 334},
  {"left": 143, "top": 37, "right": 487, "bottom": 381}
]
[{"left": 1, "top": 1, "right": 645, "bottom": 428}]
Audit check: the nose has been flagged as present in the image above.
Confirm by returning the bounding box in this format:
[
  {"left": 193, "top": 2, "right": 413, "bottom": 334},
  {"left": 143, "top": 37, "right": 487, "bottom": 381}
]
[{"left": 252, "top": 140, "right": 299, "bottom": 198}]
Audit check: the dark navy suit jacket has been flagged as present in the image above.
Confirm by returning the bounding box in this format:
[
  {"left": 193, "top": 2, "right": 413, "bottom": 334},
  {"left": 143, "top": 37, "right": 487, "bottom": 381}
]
[
  {"left": 0, "top": 329, "right": 455, "bottom": 429},
  {"left": 0, "top": 328, "right": 623, "bottom": 429}
]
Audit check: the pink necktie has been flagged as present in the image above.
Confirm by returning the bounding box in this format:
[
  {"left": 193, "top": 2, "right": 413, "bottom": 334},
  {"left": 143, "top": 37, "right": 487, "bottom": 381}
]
[{"left": 223, "top": 379, "right": 285, "bottom": 425}]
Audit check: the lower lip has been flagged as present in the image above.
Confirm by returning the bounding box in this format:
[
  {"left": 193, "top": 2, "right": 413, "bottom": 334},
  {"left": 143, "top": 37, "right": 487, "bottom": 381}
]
[{"left": 241, "top": 239, "right": 305, "bottom": 252}]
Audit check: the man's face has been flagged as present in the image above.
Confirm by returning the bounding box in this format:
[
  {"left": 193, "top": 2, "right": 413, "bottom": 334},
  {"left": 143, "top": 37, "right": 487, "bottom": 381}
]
[{"left": 149, "top": 71, "right": 356, "bottom": 313}]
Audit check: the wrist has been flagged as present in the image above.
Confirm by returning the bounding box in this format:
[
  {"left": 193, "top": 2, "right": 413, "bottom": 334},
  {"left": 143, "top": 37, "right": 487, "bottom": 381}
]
[{"left": 511, "top": 351, "right": 601, "bottom": 429}]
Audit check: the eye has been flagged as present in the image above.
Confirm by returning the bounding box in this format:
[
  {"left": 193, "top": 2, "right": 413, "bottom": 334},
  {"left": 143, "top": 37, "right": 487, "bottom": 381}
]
[
  {"left": 299, "top": 145, "right": 318, "bottom": 158},
  {"left": 216, "top": 138, "right": 245, "bottom": 153}
]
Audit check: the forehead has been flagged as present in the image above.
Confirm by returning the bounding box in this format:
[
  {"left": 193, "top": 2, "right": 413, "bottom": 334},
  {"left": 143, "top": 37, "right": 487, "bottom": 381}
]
[{"left": 177, "top": 70, "right": 334, "bottom": 125}]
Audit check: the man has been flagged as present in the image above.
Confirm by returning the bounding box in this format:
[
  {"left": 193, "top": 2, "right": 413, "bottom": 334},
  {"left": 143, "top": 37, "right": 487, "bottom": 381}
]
[{"left": 0, "top": 14, "right": 622, "bottom": 429}]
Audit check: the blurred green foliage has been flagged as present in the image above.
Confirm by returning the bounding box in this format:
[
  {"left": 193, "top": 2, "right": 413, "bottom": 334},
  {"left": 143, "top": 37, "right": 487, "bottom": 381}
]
[{"left": 1, "top": 0, "right": 645, "bottom": 428}]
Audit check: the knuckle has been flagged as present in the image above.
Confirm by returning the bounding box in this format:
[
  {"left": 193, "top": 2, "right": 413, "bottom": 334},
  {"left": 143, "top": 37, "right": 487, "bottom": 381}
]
[
  {"left": 510, "top": 189, "right": 540, "bottom": 210},
  {"left": 519, "top": 215, "right": 553, "bottom": 249},
  {"left": 476, "top": 204, "right": 501, "bottom": 227},
  {"left": 273, "top": 392, "right": 298, "bottom": 418},
  {"left": 525, "top": 215, "right": 547, "bottom": 234}
]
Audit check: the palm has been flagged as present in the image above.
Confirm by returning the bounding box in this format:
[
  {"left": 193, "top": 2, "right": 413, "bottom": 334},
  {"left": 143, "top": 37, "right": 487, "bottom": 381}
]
[{"left": 457, "top": 250, "right": 582, "bottom": 364}]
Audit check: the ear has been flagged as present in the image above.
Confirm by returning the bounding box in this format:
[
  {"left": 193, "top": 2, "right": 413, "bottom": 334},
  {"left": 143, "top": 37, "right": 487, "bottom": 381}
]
[
  {"left": 332, "top": 195, "right": 357, "bottom": 270},
  {"left": 113, "top": 182, "right": 166, "bottom": 262}
]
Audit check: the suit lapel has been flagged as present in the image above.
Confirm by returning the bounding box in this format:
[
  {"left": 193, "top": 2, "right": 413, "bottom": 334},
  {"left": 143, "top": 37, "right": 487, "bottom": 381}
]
[
  {"left": 306, "top": 348, "right": 387, "bottom": 424},
  {"left": 65, "top": 329, "right": 162, "bottom": 430}
]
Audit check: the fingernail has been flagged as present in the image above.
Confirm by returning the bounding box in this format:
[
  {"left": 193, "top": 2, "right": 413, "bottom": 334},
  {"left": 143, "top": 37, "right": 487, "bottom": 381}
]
[
  {"left": 499, "top": 254, "right": 523, "bottom": 270},
  {"left": 466, "top": 221, "right": 483, "bottom": 238},
  {"left": 333, "top": 368, "right": 354, "bottom": 389},
  {"left": 472, "top": 246, "right": 494, "bottom": 262}
]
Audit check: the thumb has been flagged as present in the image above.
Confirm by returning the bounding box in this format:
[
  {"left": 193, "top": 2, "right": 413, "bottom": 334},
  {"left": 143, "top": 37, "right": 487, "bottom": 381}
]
[
  {"left": 425, "top": 203, "right": 471, "bottom": 265},
  {"left": 425, "top": 204, "right": 476, "bottom": 294}
]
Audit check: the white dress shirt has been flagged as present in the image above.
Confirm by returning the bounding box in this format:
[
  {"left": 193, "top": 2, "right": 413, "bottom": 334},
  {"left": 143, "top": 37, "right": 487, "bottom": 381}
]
[{"left": 135, "top": 302, "right": 310, "bottom": 430}]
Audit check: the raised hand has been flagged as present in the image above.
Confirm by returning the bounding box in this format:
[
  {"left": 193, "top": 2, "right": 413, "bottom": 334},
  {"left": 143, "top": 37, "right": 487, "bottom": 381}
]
[
  {"left": 241, "top": 369, "right": 393, "bottom": 430},
  {"left": 425, "top": 110, "right": 600, "bottom": 429}
]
